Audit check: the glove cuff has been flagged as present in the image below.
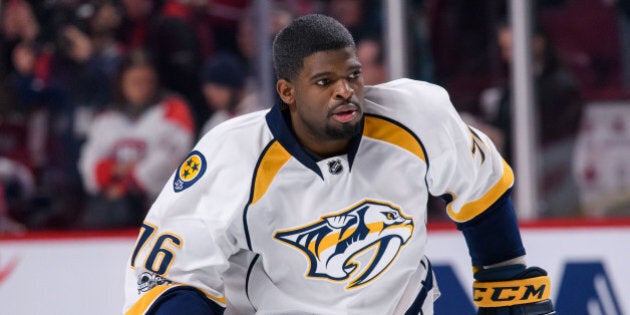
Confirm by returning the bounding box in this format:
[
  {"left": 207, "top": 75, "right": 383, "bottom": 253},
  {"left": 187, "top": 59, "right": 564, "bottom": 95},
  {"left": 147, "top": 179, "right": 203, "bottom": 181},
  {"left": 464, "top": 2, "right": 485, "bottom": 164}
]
[{"left": 473, "top": 275, "right": 551, "bottom": 307}]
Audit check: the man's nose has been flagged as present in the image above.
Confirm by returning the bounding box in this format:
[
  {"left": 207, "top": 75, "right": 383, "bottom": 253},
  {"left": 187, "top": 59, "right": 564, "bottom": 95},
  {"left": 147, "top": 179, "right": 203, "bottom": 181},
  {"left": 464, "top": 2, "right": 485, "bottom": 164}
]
[{"left": 334, "top": 79, "right": 354, "bottom": 101}]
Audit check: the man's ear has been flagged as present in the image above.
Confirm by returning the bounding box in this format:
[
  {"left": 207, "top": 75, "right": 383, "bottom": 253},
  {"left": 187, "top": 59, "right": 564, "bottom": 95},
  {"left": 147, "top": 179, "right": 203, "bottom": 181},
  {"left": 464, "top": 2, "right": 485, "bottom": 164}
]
[{"left": 276, "top": 79, "right": 295, "bottom": 106}]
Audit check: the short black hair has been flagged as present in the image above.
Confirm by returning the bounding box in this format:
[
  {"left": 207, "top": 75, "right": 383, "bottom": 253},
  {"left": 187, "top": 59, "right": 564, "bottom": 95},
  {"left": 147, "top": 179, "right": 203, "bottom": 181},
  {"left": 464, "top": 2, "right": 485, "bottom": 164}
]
[{"left": 273, "top": 14, "right": 356, "bottom": 81}]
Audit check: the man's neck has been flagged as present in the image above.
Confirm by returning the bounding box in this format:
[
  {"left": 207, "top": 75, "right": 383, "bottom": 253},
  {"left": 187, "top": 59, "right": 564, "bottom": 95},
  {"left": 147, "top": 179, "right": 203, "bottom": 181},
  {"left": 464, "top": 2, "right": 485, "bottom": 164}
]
[{"left": 284, "top": 110, "right": 350, "bottom": 159}]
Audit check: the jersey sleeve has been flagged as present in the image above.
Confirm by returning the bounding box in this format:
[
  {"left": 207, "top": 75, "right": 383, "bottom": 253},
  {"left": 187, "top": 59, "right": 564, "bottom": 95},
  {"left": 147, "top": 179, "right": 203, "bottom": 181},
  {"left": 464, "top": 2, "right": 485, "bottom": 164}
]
[
  {"left": 123, "top": 130, "right": 254, "bottom": 314},
  {"left": 400, "top": 79, "right": 525, "bottom": 267}
]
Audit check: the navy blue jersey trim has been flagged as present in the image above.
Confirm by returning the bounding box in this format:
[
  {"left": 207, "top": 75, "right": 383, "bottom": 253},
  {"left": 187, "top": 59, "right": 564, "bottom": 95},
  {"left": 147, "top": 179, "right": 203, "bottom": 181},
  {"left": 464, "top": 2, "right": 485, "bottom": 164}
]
[
  {"left": 245, "top": 254, "right": 260, "bottom": 311},
  {"left": 146, "top": 286, "right": 225, "bottom": 315},
  {"left": 265, "top": 102, "right": 322, "bottom": 178},
  {"left": 456, "top": 189, "right": 526, "bottom": 266},
  {"left": 346, "top": 118, "right": 364, "bottom": 172},
  {"left": 404, "top": 259, "right": 434, "bottom": 315},
  {"left": 266, "top": 102, "right": 366, "bottom": 177},
  {"left": 243, "top": 140, "right": 276, "bottom": 251}
]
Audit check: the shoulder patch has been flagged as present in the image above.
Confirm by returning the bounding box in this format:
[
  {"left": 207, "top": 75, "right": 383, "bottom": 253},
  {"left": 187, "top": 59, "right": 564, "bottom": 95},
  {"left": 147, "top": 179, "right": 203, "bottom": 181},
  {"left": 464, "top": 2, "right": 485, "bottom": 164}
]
[{"left": 173, "top": 150, "right": 207, "bottom": 192}]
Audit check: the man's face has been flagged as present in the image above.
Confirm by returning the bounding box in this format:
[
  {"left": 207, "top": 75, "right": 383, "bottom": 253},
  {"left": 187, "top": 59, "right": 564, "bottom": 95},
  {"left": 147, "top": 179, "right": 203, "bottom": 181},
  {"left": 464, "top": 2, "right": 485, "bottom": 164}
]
[{"left": 283, "top": 47, "right": 365, "bottom": 145}]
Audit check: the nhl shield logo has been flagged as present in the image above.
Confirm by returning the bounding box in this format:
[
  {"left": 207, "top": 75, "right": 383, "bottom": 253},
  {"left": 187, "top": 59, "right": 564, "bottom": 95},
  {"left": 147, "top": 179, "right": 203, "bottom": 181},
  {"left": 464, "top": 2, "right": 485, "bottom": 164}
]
[
  {"left": 173, "top": 150, "right": 207, "bottom": 192},
  {"left": 274, "top": 200, "right": 414, "bottom": 289},
  {"left": 328, "top": 159, "right": 343, "bottom": 175}
]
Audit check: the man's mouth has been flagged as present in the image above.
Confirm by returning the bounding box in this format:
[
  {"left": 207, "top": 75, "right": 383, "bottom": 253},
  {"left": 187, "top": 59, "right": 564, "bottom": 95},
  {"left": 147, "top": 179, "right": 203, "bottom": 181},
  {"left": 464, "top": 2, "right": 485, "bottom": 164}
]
[{"left": 331, "top": 104, "right": 359, "bottom": 123}]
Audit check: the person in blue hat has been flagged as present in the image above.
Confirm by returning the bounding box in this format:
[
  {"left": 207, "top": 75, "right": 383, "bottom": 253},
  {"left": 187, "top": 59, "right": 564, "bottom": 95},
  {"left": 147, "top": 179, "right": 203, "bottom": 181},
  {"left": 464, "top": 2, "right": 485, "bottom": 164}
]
[{"left": 199, "top": 52, "right": 264, "bottom": 135}]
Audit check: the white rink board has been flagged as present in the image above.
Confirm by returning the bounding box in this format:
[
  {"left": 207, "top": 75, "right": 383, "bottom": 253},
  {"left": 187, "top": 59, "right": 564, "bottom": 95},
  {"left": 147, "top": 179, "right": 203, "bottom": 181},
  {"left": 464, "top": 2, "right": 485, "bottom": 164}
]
[
  {"left": 1, "top": 226, "right": 629, "bottom": 315},
  {"left": 0, "top": 237, "right": 135, "bottom": 315},
  {"left": 426, "top": 226, "right": 630, "bottom": 314}
]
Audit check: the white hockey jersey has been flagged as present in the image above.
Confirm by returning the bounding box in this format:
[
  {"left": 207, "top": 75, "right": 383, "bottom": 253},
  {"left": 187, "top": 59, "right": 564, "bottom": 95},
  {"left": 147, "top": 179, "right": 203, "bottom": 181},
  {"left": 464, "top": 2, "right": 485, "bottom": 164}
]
[
  {"left": 123, "top": 79, "right": 515, "bottom": 314},
  {"left": 79, "top": 96, "right": 195, "bottom": 198}
]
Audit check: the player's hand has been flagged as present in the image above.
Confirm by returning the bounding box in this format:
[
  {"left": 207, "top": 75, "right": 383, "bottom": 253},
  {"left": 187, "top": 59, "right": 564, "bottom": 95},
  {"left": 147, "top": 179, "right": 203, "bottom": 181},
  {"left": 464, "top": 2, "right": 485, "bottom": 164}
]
[{"left": 473, "top": 264, "right": 555, "bottom": 315}]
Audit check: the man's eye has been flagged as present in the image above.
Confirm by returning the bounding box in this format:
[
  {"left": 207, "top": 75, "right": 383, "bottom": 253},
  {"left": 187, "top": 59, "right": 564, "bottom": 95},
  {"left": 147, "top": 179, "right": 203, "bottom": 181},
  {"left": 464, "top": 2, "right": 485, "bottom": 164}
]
[
  {"left": 316, "top": 79, "right": 331, "bottom": 86},
  {"left": 349, "top": 70, "right": 362, "bottom": 80}
]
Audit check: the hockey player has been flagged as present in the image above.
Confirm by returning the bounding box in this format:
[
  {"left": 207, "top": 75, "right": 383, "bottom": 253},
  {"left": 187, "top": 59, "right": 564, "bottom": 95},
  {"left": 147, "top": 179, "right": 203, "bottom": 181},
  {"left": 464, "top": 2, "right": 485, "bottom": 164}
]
[{"left": 123, "top": 14, "right": 555, "bottom": 314}]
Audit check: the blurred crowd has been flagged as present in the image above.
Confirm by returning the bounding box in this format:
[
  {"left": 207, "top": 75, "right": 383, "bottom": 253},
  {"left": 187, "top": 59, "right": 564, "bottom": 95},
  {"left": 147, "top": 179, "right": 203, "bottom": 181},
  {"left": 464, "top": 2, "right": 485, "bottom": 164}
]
[{"left": 0, "top": 0, "right": 629, "bottom": 233}]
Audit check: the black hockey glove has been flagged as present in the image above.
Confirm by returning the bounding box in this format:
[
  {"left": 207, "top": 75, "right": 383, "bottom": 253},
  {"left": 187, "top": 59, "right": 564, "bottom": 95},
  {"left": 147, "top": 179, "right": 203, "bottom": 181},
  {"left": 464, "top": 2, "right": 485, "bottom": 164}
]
[{"left": 473, "top": 264, "right": 555, "bottom": 315}]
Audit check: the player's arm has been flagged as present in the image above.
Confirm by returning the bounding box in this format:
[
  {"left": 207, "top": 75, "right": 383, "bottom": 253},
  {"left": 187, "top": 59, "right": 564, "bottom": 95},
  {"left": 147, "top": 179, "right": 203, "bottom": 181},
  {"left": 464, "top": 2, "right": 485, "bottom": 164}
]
[
  {"left": 124, "top": 217, "right": 231, "bottom": 315},
  {"left": 457, "top": 190, "right": 554, "bottom": 315},
  {"left": 419, "top": 83, "right": 555, "bottom": 314},
  {"left": 124, "top": 133, "right": 253, "bottom": 314}
]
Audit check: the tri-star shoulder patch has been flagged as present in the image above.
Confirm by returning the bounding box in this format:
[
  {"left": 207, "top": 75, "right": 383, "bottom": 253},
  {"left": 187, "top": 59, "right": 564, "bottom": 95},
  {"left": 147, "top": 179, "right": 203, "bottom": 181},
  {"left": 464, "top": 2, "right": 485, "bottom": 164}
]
[{"left": 173, "top": 150, "right": 207, "bottom": 192}]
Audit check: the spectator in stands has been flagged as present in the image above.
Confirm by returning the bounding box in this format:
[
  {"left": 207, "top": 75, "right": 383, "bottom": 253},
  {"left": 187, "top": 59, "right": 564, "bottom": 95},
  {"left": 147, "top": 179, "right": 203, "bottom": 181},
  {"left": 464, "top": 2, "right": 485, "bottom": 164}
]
[
  {"left": 2, "top": 1, "right": 107, "bottom": 228},
  {"left": 482, "top": 19, "right": 583, "bottom": 162},
  {"left": 324, "top": 0, "right": 382, "bottom": 42},
  {"left": 0, "top": 1, "right": 42, "bottom": 229},
  {"left": 16, "top": 26, "right": 112, "bottom": 227},
  {"left": 78, "top": 50, "right": 195, "bottom": 229},
  {"left": 183, "top": 0, "right": 249, "bottom": 61},
  {"left": 235, "top": 3, "right": 294, "bottom": 108},
  {"left": 0, "top": 0, "right": 39, "bottom": 75},
  {"left": 356, "top": 37, "right": 387, "bottom": 85},
  {"left": 85, "top": 0, "right": 125, "bottom": 81},
  {"left": 199, "top": 52, "right": 264, "bottom": 135},
  {"left": 425, "top": 0, "right": 504, "bottom": 114},
  {"left": 479, "top": 19, "right": 583, "bottom": 216},
  {"left": 54, "top": 23, "right": 113, "bottom": 140},
  {"left": 118, "top": 0, "right": 206, "bottom": 135}
]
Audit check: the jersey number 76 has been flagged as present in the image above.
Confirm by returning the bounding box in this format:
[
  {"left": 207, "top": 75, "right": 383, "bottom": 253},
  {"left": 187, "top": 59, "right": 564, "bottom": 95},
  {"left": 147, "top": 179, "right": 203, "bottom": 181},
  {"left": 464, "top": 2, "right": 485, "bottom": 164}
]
[{"left": 130, "top": 222, "right": 183, "bottom": 275}]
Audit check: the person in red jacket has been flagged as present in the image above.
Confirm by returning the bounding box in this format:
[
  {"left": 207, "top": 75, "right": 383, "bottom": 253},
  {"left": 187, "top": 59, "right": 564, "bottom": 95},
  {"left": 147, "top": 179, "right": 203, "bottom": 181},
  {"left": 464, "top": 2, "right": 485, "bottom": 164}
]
[{"left": 78, "top": 49, "right": 194, "bottom": 229}]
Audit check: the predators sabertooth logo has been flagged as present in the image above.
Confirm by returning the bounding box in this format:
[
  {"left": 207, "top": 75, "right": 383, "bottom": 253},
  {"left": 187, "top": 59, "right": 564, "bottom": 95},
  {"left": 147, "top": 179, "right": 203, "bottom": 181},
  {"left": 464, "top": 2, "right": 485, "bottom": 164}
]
[{"left": 274, "top": 200, "right": 414, "bottom": 289}]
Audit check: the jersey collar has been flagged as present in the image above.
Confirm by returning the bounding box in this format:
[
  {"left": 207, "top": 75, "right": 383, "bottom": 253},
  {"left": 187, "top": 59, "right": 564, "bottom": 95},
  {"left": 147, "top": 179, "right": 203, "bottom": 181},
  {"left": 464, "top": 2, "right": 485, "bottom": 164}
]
[{"left": 265, "top": 102, "right": 363, "bottom": 178}]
